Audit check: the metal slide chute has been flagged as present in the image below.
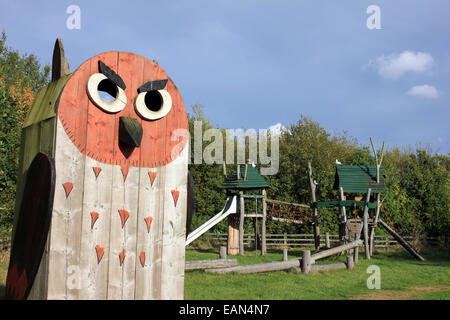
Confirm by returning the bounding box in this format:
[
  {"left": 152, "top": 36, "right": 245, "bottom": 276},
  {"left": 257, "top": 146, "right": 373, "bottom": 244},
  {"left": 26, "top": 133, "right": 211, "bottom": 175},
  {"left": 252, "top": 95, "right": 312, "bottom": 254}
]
[{"left": 185, "top": 195, "right": 238, "bottom": 246}]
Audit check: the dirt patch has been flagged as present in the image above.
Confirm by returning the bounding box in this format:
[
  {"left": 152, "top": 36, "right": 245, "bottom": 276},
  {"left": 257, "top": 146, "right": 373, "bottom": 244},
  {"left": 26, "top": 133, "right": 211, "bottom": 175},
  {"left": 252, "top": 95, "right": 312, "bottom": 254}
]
[{"left": 352, "top": 286, "right": 450, "bottom": 300}]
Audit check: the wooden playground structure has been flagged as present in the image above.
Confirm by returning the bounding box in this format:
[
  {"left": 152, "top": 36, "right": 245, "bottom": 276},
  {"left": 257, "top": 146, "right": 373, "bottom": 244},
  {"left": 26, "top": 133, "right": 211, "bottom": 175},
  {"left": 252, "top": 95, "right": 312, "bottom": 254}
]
[{"left": 186, "top": 139, "right": 425, "bottom": 274}]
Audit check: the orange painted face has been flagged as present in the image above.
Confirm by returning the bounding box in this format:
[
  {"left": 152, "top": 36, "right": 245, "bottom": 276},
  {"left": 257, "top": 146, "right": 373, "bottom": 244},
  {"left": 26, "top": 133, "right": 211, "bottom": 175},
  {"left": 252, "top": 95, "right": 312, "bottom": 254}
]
[{"left": 58, "top": 51, "right": 188, "bottom": 176}]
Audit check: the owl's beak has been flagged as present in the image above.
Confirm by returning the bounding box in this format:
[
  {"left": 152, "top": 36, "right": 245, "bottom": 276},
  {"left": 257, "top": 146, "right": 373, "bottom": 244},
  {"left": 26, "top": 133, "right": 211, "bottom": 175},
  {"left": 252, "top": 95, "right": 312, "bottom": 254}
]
[{"left": 119, "top": 116, "right": 143, "bottom": 148}]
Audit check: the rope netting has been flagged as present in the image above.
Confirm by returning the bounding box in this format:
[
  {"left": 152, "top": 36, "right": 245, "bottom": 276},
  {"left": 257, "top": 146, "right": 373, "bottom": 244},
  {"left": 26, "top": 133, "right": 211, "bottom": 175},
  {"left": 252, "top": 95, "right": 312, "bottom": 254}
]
[{"left": 267, "top": 202, "right": 311, "bottom": 225}]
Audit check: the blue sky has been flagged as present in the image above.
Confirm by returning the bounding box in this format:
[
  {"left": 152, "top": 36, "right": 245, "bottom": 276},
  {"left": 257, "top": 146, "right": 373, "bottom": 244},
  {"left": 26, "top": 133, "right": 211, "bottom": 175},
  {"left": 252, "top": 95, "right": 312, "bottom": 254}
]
[{"left": 1, "top": 0, "right": 449, "bottom": 153}]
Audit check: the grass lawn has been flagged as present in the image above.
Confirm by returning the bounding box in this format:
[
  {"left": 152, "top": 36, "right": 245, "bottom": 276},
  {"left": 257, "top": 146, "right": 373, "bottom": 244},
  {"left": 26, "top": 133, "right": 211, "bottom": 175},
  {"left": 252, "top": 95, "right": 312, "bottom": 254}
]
[
  {"left": 184, "top": 247, "right": 450, "bottom": 300},
  {"left": 0, "top": 247, "right": 448, "bottom": 300}
]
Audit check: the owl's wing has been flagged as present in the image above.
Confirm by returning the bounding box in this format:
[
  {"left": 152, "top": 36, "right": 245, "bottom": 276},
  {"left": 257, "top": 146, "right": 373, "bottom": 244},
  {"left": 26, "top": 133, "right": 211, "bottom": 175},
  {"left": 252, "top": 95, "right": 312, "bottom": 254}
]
[
  {"left": 186, "top": 170, "right": 194, "bottom": 237},
  {"left": 5, "top": 152, "right": 55, "bottom": 300}
]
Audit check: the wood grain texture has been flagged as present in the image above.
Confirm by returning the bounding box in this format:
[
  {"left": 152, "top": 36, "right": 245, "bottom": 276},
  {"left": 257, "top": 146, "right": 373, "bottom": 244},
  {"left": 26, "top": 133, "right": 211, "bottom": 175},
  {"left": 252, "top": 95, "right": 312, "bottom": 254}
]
[
  {"left": 185, "top": 259, "right": 237, "bottom": 270},
  {"left": 363, "top": 189, "right": 371, "bottom": 260},
  {"left": 14, "top": 50, "right": 188, "bottom": 300},
  {"left": 160, "top": 146, "right": 188, "bottom": 299},
  {"left": 52, "top": 38, "right": 70, "bottom": 82},
  {"left": 47, "top": 119, "right": 86, "bottom": 299},
  {"left": 57, "top": 51, "right": 188, "bottom": 170}
]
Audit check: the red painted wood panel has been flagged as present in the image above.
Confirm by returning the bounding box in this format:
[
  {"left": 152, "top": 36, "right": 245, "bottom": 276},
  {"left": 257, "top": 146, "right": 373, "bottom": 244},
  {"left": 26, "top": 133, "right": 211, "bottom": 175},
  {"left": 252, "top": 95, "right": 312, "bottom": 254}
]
[{"left": 58, "top": 52, "right": 188, "bottom": 172}]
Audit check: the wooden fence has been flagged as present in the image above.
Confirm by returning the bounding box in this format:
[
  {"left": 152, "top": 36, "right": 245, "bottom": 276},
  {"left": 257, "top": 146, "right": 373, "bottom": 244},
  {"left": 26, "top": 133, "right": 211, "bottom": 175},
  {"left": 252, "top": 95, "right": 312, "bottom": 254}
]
[
  {"left": 0, "top": 233, "right": 442, "bottom": 253},
  {"left": 204, "top": 233, "right": 440, "bottom": 249}
]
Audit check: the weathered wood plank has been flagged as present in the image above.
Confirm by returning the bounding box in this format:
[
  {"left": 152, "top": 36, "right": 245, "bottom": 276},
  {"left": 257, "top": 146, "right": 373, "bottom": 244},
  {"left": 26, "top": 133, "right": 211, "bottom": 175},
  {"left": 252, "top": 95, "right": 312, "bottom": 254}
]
[
  {"left": 134, "top": 56, "right": 161, "bottom": 300},
  {"left": 117, "top": 51, "right": 141, "bottom": 300},
  {"left": 47, "top": 119, "right": 86, "bottom": 299},
  {"left": 185, "top": 259, "right": 237, "bottom": 270},
  {"left": 261, "top": 189, "right": 267, "bottom": 255},
  {"left": 301, "top": 250, "right": 311, "bottom": 274},
  {"left": 239, "top": 191, "right": 245, "bottom": 255},
  {"left": 78, "top": 51, "right": 117, "bottom": 300},
  {"left": 206, "top": 259, "right": 301, "bottom": 274},
  {"left": 160, "top": 147, "right": 188, "bottom": 299},
  {"left": 311, "top": 263, "right": 346, "bottom": 272},
  {"left": 310, "top": 240, "right": 363, "bottom": 263},
  {"left": 227, "top": 214, "right": 239, "bottom": 255},
  {"left": 308, "top": 161, "right": 320, "bottom": 250},
  {"left": 219, "top": 246, "right": 227, "bottom": 259},
  {"left": 363, "top": 189, "right": 371, "bottom": 259},
  {"left": 339, "top": 187, "right": 347, "bottom": 242}
]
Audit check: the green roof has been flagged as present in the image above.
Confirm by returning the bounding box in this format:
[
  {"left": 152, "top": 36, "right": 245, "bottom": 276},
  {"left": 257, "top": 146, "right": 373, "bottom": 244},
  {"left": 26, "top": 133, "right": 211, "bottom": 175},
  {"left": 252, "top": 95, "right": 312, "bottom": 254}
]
[
  {"left": 334, "top": 164, "right": 385, "bottom": 193},
  {"left": 222, "top": 165, "right": 270, "bottom": 189}
]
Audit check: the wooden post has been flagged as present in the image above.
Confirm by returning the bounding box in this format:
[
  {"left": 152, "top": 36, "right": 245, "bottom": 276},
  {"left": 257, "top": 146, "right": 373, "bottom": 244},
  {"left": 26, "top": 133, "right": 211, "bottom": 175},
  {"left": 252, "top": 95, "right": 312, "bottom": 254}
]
[
  {"left": 346, "top": 255, "right": 354, "bottom": 270},
  {"left": 239, "top": 191, "right": 245, "bottom": 255},
  {"left": 354, "top": 246, "right": 359, "bottom": 264},
  {"left": 302, "top": 250, "right": 311, "bottom": 274},
  {"left": 254, "top": 197, "right": 258, "bottom": 255},
  {"left": 363, "top": 188, "right": 372, "bottom": 259},
  {"left": 283, "top": 248, "right": 288, "bottom": 262},
  {"left": 339, "top": 187, "right": 347, "bottom": 243},
  {"left": 219, "top": 246, "right": 227, "bottom": 260},
  {"left": 227, "top": 214, "right": 240, "bottom": 255},
  {"left": 369, "top": 139, "right": 385, "bottom": 256},
  {"left": 325, "top": 232, "right": 330, "bottom": 249},
  {"left": 307, "top": 161, "right": 320, "bottom": 250},
  {"left": 262, "top": 189, "right": 267, "bottom": 256}
]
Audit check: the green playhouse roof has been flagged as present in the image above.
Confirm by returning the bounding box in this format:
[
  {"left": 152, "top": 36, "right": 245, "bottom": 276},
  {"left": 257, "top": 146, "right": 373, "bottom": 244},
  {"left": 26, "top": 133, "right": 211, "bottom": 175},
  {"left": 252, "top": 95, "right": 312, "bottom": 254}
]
[
  {"left": 222, "top": 165, "right": 270, "bottom": 190},
  {"left": 334, "top": 164, "right": 385, "bottom": 193}
]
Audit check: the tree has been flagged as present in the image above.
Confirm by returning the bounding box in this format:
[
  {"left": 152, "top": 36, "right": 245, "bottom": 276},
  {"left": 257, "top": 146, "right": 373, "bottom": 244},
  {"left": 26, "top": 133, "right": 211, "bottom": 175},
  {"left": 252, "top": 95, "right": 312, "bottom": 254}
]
[
  {"left": 0, "top": 31, "right": 50, "bottom": 92},
  {"left": 188, "top": 104, "right": 227, "bottom": 233},
  {"left": 0, "top": 30, "right": 50, "bottom": 236}
]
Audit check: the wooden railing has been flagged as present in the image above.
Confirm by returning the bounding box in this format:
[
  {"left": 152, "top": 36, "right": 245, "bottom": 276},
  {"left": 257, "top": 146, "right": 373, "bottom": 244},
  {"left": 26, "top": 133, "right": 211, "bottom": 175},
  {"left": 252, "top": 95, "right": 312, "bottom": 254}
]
[
  {"left": 0, "top": 233, "right": 442, "bottom": 253},
  {"left": 204, "top": 233, "right": 440, "bottom": 248}
]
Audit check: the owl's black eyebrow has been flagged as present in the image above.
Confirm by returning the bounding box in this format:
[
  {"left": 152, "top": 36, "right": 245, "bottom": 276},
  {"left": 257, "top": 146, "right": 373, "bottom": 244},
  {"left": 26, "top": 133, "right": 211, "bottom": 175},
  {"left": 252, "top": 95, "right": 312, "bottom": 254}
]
[
  {"left": 137, "top": 79, "right": 168, "bottom": 93},
  {"left": 98, "top": 60, "right": 126, "bottom": 90}
]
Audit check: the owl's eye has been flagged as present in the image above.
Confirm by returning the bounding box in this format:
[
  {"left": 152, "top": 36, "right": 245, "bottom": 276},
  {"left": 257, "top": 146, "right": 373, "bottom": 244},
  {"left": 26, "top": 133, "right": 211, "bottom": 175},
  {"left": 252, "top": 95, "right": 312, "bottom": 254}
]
[
  {"left": 86, "top": 73, "right": 127, "bottom": 113},
  {"left": 134, "top": 89, "right": 172, "bottom": 120}
]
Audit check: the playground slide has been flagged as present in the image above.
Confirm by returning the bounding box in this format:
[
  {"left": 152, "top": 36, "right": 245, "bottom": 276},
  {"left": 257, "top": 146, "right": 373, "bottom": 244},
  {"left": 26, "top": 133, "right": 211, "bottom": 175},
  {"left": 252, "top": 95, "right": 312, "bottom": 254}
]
[
  {"left": 378, "top": 219, "right": 425, "bottom": 261},
  {"left": 185, "top": 195, "right": 238, "bottom": 246}
]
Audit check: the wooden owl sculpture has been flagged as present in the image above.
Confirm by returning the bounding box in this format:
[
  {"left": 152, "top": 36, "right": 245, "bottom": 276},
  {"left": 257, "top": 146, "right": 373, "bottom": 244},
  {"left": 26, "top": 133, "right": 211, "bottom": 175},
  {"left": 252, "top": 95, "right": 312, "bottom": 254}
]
[{"left": 5, "top": 39, "right": 191, "bottom": 300}]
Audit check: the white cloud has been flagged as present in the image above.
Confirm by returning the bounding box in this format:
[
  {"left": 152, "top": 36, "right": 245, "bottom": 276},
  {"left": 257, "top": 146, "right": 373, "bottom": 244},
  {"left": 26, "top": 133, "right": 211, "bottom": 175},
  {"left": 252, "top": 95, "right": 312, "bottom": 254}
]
[
  {"left": 406, "top": 85, "right": 439, "bottom": 99},
  {"left": 368, "top": 51, "right": 434, "bottom": 80}
]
